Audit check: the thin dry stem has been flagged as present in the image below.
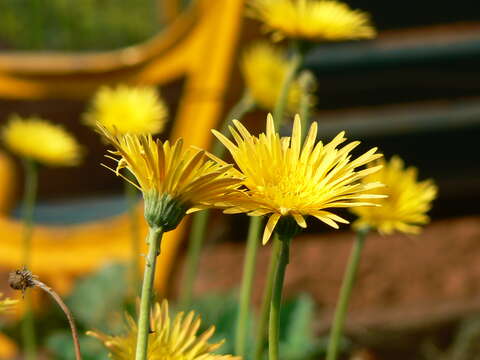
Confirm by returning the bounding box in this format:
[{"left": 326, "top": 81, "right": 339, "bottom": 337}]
[
  {"left": 32, "top": 279, "right": 82, "bottom": 360},
  {"left": 9, "top": 269, "right": 82, "bottom": 360}
]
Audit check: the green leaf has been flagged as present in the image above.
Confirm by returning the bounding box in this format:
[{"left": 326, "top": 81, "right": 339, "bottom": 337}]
[
  {"left": 46, "top": 331, "right": 109, "bottom": 360},
  {"left": 279, "top": 293, "right": 318, "bottom": 360},
  {"left": 184, "top": 292, "right": 326, "bottom": 360},
  {"left": 186, "top": 292, "right": 242, "bottom": 354},
  {"left": 67, "top": 262, "right": 129, "bottom": 332}
]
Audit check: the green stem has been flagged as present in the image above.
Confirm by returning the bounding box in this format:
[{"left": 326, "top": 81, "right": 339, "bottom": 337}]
[
  {"left": 179, "top": 210, "right": 210, "bottom": 309},
  {"left": 32, "top": 279, "right": 82, "bottom": 360},
  {"left": 326, "top": 228, "right": 369, "bottom": 360},
  {"left": 268, "top": 233, "right": 292, "bottom": 360},
  {"left": 22, "top": 159, "right": 38, "bottom": 268},
  {"left": 125, "top": 180, "right": 141, "bottom": 296},
  {"left": 298, "top": 70, "right": 316, "bottom": 141},
  {"left": 21, "top": 158, "right": 38, "bottom": 360},
  {"left": 179, "top": 91, "right": 255, "bottom": 309},
  {"left": 273, "top": 42, "right": 303, "bottom": 132},
  {"left": 211, "top": 91, "right": 255, "bottom": 158},
  {"left": 235, "top": 216, "right": 263, "bottom": 357},
  {"left": 253, "top": 235, "right": 281, "bottom": 360},
  {"left": 22, "top": 296, "right": 36, "bottom": 360},
  {"left": 135, "top": 226, "right": 164, "bottom": 360}
]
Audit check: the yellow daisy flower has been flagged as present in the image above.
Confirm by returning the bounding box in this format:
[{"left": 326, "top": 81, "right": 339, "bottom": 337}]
[
  {"left": 241, "top": 42, "right": 309, "bottom": 113},
  {"left": 87, "top": 300, "right": 239, "bottom": 360},
  {"left": 99, "top": 125, "right": 243, "bottom": 230},
  {"left": 247, "top": 0, "right": 376, "bottom": 42},
  {"left": 351, "top": 156, "right": 438, "bottom": 234},
  {"left": 212, "top": 114, "right": 385, "bottom": 244},
  {"left": 84, "top": 85, "right": 168, "bottom": 135},
  {"left": 0, "top": 293, "right": 17, "bottom": 314},
  {"left": 2, "top": 116, "right": 83, "bottom": 166}
]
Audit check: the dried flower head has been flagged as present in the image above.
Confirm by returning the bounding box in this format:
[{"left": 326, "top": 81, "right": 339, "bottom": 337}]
[
  {"left": 99, "top": 125, "right": 243, "bottom": 230},
  {"left": 247, "top": 0, "right": 376, "bottom": 41},
  {"left": 2, "top": 116, "right": 83, "bottom": 166},
  {"left": 88, "top": 300, "right": 239, "bottom": 360},
  {"left": 351, "top": 156, "right": 438, "bottom": 234},
  {"left": 241, "top": 42, "right": 310, "bottom": 113},
  {"left": 212, "top": 114, "right": 385, "bottom": 244},
  {"left": 8, "top": 268, "right": 36, "bottom": 293},
  {"left": 84, "top": 85, "right": 168, "bottom": 135}
]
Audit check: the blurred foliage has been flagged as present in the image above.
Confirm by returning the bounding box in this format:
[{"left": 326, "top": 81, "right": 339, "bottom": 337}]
[
  {"left": 447, "top": 317, "right": 480, "bottom": 360},
  {"left": 47, "top": 332, "right": 109, "bottom": 360},
  {"left": 279, "top": 294, "right": 319, "bottom": 360},
  {"left": 422, "top": 316, "right": 480, "bottom": 360},
  {"left": 67, "top": 263, "right": 128, "bottom": 332},
  {"left": 0, "top": 263, "right": 349, "bottom": 360},
  {"left": 7, "top": 262, "right": 480, "bottom": 360},
  {"left": 47, "top": 263, "right": 129, "bottom": 359},
  {"left": 186, "top": 293, "right": 246, "bottom": 354},
  {"left": 0, "top": 0, "right": 162, "bottom": 50},
  {"left": 187, "top": 292, "right": 325, "bottom": 360}
]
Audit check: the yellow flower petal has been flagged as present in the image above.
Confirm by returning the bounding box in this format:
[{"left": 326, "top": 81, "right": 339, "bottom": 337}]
[
  {"left": 214, "top": 114, "right": 384, "bottom": 242},
  {"left": 98, "top": 126, "right": 243, "bottom": 226},
  {"left": 2, "top": 115, "right": 83, "bottom": 166},
  {"left": 263, "top": 213, "right": 281, "bottom": 244},
  {"left": 247, "top": 0, "right": 377, "bottom": 42},
  {"left": 88, "top": 300, "right": 239, "bottom": 360},
  {"left": 351, "top": 156, "right": 438, "bottom": 235},
  {"left": 84, "top": 85, "right": 168, "bottom": 135},
  {"left": 292, "top": 213, "right": 307, "bottom": 228},
  {"left": 0, "top": 293, "right": 17, "bottom": 314},
  {"left": 312, "top": 214, "right": 340, "bottom": 229},
  {"left": 240, "top": 42, "right": 310, "bottom": 112}
]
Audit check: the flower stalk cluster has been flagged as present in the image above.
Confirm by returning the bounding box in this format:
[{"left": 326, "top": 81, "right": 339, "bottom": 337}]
[
  {"left": 98, "top": 124, "right": 244, "bottom": 360},
  {"left": 213, "top": 114, "right": 385, "bottom": 360},
  {"left": 2, "top": 3, "right": 442, "bottom": 360},
  {"left": 85, "top": 84, "right": 170, "bottom": 296}
]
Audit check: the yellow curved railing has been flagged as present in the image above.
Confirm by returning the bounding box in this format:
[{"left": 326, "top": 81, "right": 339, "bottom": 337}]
[{"left": 0, "top": 0, "right": 245, "bottom": 295}]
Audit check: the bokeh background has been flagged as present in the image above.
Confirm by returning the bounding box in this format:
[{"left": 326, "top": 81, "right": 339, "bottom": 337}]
[{"left": 0, "top": 1, "right": 479, "bottom": 359}]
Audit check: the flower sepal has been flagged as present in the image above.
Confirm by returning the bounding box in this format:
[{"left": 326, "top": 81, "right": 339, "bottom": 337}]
[
  {"left": 144, "top": 191, "right": 187, "bottom": 232},
  {"left": 354, "top": 224, "right": 371, "bottom": 237},
  {"left": 275, "top": 216, "right": 301, "bottom": 241}
]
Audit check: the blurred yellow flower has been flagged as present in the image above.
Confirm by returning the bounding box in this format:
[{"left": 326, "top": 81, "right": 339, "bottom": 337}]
[
  {"left": 1, "top": 116, "right": 83, "bottom": 166},
  {"left": 212, "top": 114, "right": 384, "bottom": 244},
  {"left": 0, "top": 293, "right": 17, "bottom": 314},
  {"left": 0, "top": 333, "right": 18, "bottom": 359},
  {"left": 88, "top": 300, "right": 238, "bottom": 360},
  {"left": 352, "top": 156, "right": 438, "bottom": 234},
  {"left": 247, "top": 0, "right": 376, "bottom": 41},
  {"left": 241, "top": 42, "right": 308, "bottom": 113},
  {"left": 99, "top": 125, "right": 243, "bottom": 230},
  {"left": 84, "top": 85, "right": 168, "bottom": 135}
]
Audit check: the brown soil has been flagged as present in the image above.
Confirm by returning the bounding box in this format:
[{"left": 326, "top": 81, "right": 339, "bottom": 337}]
[{"left": 174, "top": 215, "right": 480, "bottom": 340}]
